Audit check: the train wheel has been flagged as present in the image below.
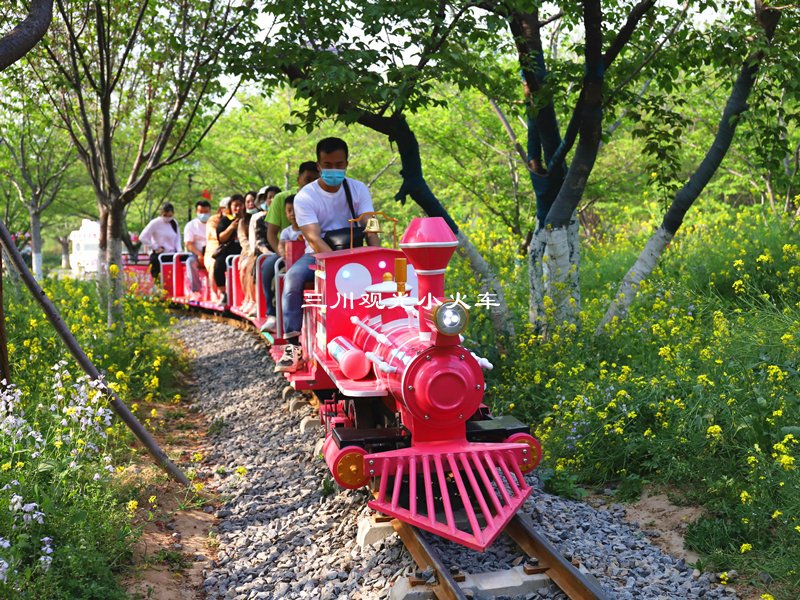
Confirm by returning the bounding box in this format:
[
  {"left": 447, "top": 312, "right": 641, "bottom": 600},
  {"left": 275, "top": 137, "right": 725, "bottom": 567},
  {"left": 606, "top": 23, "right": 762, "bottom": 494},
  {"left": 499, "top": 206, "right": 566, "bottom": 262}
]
[{"left": 346, "top": 398, "right": 375, "bottom": 430}]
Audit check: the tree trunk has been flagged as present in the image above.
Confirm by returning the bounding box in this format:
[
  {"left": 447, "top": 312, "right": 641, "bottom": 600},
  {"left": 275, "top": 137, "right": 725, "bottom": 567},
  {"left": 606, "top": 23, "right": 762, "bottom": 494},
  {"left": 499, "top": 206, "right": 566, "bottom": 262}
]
[
  {"left": 106, "top": 202, "right": 125, "bottom": 329},
  {"left": 57, "top": 236, "right": 69, "bottom": 269},
  {"left": 28, "top": 207, "right": 43, "bottom": 280},
  {"left": 596, "top": 227, "right": 672, "bottom": 333},
  {"left": 599, "top": 5, "right": 780, "bottom": 331},
  {"left": 96, "top": 202, "right": 109, "bottom": 304}
]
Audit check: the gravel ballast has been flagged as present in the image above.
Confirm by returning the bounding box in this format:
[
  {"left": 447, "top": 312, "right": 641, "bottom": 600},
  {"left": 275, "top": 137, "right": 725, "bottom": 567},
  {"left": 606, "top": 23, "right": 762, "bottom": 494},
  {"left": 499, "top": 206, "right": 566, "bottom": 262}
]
[{"left": 172, "top": 317, "right": 737, "bottom": 600}]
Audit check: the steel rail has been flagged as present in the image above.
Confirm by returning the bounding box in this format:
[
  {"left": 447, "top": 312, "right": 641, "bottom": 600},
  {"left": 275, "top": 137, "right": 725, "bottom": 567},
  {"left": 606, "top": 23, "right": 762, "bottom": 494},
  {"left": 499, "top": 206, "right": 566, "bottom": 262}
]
[
  {"left": 391, "top": 519, "right": 468, "bottom": 600},
  {"left": 505, "top": 513, "right": 610, "bottom": 600}
]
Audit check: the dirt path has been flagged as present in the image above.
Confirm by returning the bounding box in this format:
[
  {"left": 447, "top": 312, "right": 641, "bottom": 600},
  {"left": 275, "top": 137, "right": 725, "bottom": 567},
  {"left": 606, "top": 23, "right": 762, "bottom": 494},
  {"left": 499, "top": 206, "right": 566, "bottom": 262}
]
[{"left": 121, "top": 377, "right": 220, "bottom": 599}]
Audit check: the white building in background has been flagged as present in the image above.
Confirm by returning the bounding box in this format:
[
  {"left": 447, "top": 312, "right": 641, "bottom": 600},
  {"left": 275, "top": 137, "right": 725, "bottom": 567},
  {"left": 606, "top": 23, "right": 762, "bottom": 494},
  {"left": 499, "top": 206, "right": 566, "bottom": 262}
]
[{"left": 68, "top": 219, "right": 100, "bottom": 276}]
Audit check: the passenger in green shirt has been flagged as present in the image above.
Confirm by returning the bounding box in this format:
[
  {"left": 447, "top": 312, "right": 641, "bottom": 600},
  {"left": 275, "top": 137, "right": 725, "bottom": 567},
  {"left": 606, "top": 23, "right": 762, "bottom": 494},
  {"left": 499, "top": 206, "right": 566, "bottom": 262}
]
[{"left": 265, "top": 161, "right": 319, "bottom": 252}]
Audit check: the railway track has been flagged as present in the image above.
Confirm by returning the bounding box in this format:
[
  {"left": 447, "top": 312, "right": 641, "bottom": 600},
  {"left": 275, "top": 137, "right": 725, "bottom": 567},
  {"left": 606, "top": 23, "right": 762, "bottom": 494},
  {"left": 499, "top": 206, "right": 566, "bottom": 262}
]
[{"left": 393, "top": 513, "right": 609, "bottom": 600}]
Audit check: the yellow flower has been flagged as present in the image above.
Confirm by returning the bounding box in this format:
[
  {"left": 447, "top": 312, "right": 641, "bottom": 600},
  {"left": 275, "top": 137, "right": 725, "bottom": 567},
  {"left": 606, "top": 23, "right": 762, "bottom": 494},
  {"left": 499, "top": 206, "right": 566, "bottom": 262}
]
[
  {"left": 740, "top": 490, "right": 752, "bottom": 504},
  {"left": 1, "top": 463, "right": 11, "bottom": 472},
  {"left": 740, "top": 543, "right": 752, "bottom": 553},
  {"left": 109, "top": 264, "right": 120, "bottom": 276},
  {"left": 235, "top": 466, "right": 248, "bottom": 477},
  {"left": 148, "top": 495, "right": 157, "bottom": 505},
  {"left": 127, "top": 500, "right": 139, "bottom": 514},
  {"left": 193, "top": 483, "right": 204, "bottom": 493},
  {"left": 706, "top": 425, "right": 722, "bottom": 440},
  {"left": 761, "top": 594, "right": 775, "bottom": 600},
  {"left": 150, "top": 409, "right": 158, "bottom": 418},
  {"left": 772, "top": 510, "right": 782, "bottom": 519},
  {"left": 192, "top": 453, "right": 203, "bottom": 462}
]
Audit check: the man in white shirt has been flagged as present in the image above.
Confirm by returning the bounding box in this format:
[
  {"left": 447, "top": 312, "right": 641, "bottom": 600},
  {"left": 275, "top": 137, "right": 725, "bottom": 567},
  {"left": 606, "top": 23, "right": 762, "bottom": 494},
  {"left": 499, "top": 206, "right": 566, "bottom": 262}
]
[
  {"left": 139, "top": 202, "right": 181, "bottom": 281},
  {"left": 276, "top": 137, "right": 379, "bottom": 372},
  {"left": 184, "top": 200, "right": 212, "bottom": 296}
]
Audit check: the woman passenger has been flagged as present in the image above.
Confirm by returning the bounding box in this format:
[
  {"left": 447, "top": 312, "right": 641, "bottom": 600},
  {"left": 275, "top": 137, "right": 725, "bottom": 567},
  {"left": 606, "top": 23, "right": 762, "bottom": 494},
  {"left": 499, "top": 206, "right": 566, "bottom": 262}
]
[
  {"left": 204, "top": 197, "right": 229, "bottom": 303},
  {"left": 238, "top": 191, "right": 259, "bottom": 315}
]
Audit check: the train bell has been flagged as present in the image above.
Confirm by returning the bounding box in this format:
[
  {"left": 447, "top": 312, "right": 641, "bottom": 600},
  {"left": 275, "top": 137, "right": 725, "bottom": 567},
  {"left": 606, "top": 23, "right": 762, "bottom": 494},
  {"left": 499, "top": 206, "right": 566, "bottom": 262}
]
[{"left": 364, "top": 216, "right": 382, "bottom": 234}]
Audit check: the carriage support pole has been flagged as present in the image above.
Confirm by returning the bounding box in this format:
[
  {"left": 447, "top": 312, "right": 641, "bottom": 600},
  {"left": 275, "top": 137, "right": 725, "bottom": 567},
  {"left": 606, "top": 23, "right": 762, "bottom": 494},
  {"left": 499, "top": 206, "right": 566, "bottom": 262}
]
[{"left": 0, "top": 217, "right": 190, "bottom": 486}]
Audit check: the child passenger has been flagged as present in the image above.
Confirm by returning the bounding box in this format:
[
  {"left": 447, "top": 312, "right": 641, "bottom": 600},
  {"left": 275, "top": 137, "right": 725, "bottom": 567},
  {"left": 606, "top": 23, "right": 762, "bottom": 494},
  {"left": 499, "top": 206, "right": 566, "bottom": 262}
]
[
  {"left": 259, "top": 196, "right": 306, "bottom": 334},
  {"left": 277, "top": 197, "right": 305, "bottom": 255}
]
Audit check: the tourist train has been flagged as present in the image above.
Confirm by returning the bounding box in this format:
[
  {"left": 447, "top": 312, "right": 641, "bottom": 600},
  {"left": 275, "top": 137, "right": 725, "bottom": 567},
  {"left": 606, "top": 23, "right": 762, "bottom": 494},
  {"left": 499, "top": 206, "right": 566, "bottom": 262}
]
[{"left": 124, "top": 215, "right": 541, "bottom": 551}]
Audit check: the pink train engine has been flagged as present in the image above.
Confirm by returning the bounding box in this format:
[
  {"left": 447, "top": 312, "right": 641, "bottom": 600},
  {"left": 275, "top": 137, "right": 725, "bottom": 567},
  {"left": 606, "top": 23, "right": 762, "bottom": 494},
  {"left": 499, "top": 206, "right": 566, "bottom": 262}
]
[{"left": 278, "top": 217, "right": 541, "bottom": 551}]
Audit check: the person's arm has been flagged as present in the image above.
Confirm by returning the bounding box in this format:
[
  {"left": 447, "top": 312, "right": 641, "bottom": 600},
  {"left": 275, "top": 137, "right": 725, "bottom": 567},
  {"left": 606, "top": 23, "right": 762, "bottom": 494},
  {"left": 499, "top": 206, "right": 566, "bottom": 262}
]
[
  {"left": 217, "top": 217, "right": 239, "bottom": 243},
  {"left": 255, "top": 217, "right": 272, "bottom": 254},
  {"left": 267, "top": 222, "right": 280, "bottom": 253},
  {"left": 173, "top": 222, "right": 182, "bottom": 252},
  {"left": 139, "top": 221, "right": 157, "bottom": 250},
  {"left": 300, "top": 223, "right": 332, "bottom": 254},
  {"left": 186, "top": 232, "right": 203, "bottom": 260},
  {"left": 355, "top": 182, "right": 379, "bottom": 247}
]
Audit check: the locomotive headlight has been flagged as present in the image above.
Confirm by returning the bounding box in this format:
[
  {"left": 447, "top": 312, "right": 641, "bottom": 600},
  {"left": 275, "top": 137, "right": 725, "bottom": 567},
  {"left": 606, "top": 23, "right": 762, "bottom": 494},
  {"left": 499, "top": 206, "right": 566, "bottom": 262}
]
[{"left": 433, "top": 301, "right": 469, "bottom": 336}]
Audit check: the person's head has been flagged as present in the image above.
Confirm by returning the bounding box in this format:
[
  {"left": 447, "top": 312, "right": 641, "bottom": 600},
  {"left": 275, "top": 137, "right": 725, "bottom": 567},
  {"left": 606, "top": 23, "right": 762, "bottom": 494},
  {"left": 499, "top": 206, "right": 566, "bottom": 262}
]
[
  {"left": 245, "top": 191, "right": 258, "bottom": 214},
  {"left": 265, "top": 185, "right": 281, "bottom": 205},
  {"left": 219, "top": 196, "right": 230, "bottom": 216},
  {"left": 229, "top": 194, "right": 245, "bottom": 217},
  {"left": 285, "top": 196, "right": 297, "bottom": 227},
  {"left": 195, "top": 200, "right": 212, "bottom": 223},
  {"left": 160, "top": 202, "right": 175, "bottom": 222},
  {"left": 315, "top": 138, "right": 348, "bottom": 189},
  {"left": 297, "top": 161, "right": 320, "bottom": 190}
]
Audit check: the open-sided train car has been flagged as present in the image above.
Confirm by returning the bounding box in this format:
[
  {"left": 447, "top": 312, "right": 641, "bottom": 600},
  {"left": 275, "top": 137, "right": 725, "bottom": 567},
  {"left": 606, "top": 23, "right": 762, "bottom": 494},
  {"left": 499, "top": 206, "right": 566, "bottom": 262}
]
[{"left": 127, "top": 216, "right": 541, "bottom": 551}]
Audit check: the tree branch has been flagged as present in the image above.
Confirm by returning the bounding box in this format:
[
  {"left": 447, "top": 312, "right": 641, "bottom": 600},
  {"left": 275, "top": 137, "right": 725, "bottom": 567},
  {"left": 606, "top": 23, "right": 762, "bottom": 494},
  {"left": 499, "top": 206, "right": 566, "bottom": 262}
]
[{"left": 0, "top": 0, "right": 53, "bottom": 71}]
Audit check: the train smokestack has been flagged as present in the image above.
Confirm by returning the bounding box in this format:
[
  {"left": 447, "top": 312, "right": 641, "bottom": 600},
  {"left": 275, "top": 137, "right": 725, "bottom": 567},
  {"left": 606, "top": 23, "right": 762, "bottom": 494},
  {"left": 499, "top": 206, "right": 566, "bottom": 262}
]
[{"left": 399, "top": 218, "right": 458, "bottom": 336}]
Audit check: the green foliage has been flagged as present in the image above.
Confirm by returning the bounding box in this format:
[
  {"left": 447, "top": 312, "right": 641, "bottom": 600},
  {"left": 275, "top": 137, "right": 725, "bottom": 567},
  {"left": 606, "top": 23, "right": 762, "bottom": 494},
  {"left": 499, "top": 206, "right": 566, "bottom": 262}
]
[
  {"left": 0, "top": 276, "right": 183, "bottom": 596},
  {"left": 460, "top": 202, "right": 799, "bottom": 595}
]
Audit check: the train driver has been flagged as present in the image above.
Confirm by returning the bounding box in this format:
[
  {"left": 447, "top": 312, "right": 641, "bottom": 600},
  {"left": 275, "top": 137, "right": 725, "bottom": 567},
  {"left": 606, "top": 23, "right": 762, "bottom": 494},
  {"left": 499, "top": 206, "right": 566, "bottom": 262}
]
[{"left": 275, "top": 137, "right": 379, "bottom": 372}]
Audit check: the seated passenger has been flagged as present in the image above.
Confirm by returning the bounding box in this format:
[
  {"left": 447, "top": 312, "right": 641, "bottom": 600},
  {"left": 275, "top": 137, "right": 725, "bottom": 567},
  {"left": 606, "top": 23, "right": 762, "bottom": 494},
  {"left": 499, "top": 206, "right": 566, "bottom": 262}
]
[
  {"left": 214, "top": 194, "right": 245, "bottom": 305},
  {"left": 140, "top": 202, "right": 181, "bottom": 281},
  {"left": 259, "top": 163, "right": 319, "bottom": 333},
  {"left": 204, "top": 197, "right": 229, "bottom": 303},
  {"left": 260, "top": 196, "right": 307, "bottom": 333},
  {"left": 184, "top": 199, "right": 211, "bottom": 298},
  {"left": 238, "top": 191, "right": 259, "bottom": 315},
  {"left": 275, "top": 137, "right": 379, "bottom": 372}
]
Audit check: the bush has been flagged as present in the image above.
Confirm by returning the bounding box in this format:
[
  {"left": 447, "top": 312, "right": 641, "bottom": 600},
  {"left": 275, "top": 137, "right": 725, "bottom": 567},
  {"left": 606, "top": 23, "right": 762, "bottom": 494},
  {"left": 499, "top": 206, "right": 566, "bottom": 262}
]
[{"left": 1, "top": 276, "right": 182, "bottom": 597}]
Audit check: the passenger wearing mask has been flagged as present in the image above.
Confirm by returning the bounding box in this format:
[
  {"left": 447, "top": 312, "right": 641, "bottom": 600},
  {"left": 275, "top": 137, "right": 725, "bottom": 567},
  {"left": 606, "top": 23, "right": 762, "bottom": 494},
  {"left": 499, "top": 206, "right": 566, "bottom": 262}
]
[
  {"left": 275, "top": 138, "right": 378, "bottom": 372},
  {"left": 259, "top": 163, "right": 319, "bottom": 333},
  {"left": 205, "top": 197, "right": 229, "bottom": 303},
  {"left": 140, "top": 202, "right": 181, "bottom": 281},
  {"left": 214, "top": 194, "right": 244, "bottom": 305},
  {"left": 184, "top": 200, "right": 212, "bottom": 298}
]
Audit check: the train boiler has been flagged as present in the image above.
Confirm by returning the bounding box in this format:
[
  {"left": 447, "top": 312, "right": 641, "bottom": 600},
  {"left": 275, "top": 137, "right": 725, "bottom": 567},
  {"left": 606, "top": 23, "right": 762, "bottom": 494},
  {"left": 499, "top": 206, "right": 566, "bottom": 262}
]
[{"left": 280, "top": 216, "right": 541, "bottom": 551}]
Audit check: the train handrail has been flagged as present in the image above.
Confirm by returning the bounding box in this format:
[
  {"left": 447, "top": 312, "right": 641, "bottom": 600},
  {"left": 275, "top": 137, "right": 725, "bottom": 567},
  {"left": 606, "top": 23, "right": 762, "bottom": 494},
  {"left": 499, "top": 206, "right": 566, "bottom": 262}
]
[
  {"left": 274, "top": 256, "right": 286, "bottom": 339},
  {"left": 171, "top": 252, "right": 193, "bottom": 299},
  {"left": 254, "top": 253, "right": 269, "bottom": 320}
]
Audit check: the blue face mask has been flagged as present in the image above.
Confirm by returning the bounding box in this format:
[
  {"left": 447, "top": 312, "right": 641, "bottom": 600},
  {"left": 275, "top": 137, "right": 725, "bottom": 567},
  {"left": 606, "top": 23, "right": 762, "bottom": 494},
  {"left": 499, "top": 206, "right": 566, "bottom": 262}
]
[
  {"left": 198, "top": 213, "right": 210, "bottom": 223},
  {"left": 259, "top": 203, "right": 267, "bottom": 211},
  {"left": 246, "top": 207, "right": 259, "bottom": 215},
  {"left": 320, "top": 169, "right": 346, "bottom": 187}
]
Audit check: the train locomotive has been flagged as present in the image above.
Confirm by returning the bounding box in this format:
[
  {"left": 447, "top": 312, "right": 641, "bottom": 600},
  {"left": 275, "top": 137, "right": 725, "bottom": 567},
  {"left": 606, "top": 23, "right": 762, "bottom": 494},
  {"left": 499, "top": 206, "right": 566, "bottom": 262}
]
[{"left": 130, "top": 215, "right": 542, "bottom": 552}]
